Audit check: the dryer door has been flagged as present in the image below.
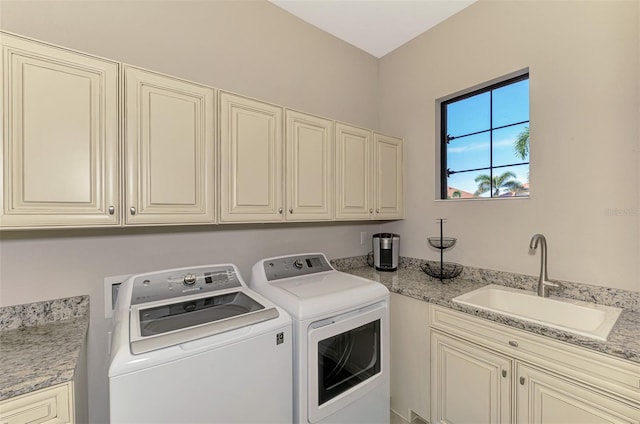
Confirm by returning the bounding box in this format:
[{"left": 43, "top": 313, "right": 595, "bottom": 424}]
[{"left": 307, "top": 301, "right": 387, "bottom": 423}]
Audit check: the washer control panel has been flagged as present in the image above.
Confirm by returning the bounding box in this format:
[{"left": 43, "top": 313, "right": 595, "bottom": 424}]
[
  {"left": 263, "top": 254, "right": 332, "bottom": 281},
  {"left": 131, "top": 265, "right": 241, "bottom": 305}
]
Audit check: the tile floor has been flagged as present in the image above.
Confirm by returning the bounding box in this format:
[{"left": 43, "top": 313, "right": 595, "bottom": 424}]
[
  {"left": 391, "top": 411, "right": 409, "bottom": 424},
  {"left": 391, "top": 410, "right": 428, "bottom": 424}
]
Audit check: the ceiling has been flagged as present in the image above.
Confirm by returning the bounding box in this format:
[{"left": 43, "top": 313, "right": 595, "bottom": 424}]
[{"left": 269, "top": 0, "right": 477, "bottom": 58}]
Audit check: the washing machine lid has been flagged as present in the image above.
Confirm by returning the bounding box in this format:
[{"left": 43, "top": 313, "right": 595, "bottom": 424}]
[
  {"left": 266, "top": 271, "right": 388, "bottom": 320},
  {"left": 122, "top": 263, "right": 284, "bottom": 355},
  {"left": 129, "top": 289, "right": 279, "bottom": 354}
]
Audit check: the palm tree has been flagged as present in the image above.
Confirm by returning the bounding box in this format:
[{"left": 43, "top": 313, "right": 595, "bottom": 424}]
[
  {"left": 474, "top": 171, "right": 523, "bottom": 197},
  {"left": 514, "top": 126, "right": 529, "bottom": 160}
]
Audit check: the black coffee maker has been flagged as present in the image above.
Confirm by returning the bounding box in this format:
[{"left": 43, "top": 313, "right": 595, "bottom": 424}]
[{"left": 372, "top": 233, "right": 400, "bottom": 271}]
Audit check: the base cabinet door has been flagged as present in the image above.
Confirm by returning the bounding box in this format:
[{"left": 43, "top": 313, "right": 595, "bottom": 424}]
[
  {"left": 124, "top": 66, "right": 215, "bottom": 225},
  {"left": 516, "top": 364, "right": 639, "bottom": 424},
  {"left": 431, "top": 330, "right": 512, "bottom": 424},
  {"left": 373, "top": 133, "right": 403, "bottom": 219},
  {"left": 390, "top": 293, "right": 430, "bottom": 423},
  {"left": 219, "top": 92, "right": 283, "bottom": 222},
  {"left": 285, "top": 110, "right": 333, "bottom": 221},
  {"left": 1, "top": 33, "right": 119, "bottom": 229},
  {"left": 0, "top": 383, "right": 73, "bottom": 424}
]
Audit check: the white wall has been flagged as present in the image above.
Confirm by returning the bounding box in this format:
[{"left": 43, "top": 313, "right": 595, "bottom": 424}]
[
  {"left": 2, "top": 0, "right": 640, "bottom": 422},
  {"left": 379, "top": 0, "right": 640, "bottom": 293},
  {"left": 0, "top": 0, "right": 379, "bottom": 128},
  {"left": 0, "top": 1, "right": 380, "bottom": 422}
]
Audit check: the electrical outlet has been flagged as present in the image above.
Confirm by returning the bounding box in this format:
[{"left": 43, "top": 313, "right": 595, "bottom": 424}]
[
  {"left": 360, "top": 231, "right": 368, "bottom": 245},
  {"left": 104, "top": 274, "right": 130, "bottom": 319}
]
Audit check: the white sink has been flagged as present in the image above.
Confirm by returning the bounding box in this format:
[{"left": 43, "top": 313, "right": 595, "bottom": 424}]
[{"left": 452, "top": 284, "right": 622, "bottom": 341}]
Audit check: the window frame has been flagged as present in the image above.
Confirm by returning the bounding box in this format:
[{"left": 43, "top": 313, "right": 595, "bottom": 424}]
[{"left": 440, "top": 72, "right": 530, "bottom": 200}]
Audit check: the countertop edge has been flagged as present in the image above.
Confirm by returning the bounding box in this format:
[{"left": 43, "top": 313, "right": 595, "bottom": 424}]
[{"left": 340, "top": 265, "right": 640, "bottom": 365}]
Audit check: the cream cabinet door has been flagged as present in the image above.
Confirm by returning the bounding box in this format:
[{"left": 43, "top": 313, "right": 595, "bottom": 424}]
[
  {"left": 0, "top": 382, "right": 73, "bottom": 424},
  {"left": 219, "top": 92, "right": 283, "bottom": 222},
  {"left": 124, "top": 66, "right": 215, "bottom": 225},
  {"left": 335, "top": 123, "right": 372, "bottom": 220},
  {"left": 373, "top": 133, "right": 403, "bottom": 220},
  {"left": 390, "top": 293, "right": 430, "bottom": 423},
  {"left": 431, "top": 330, "right": 512, "bottom": 424},
  {"left": 285, "top": 110, "right": 333, "bottom": 221},
  {"left": 516, "top": 363, "right": 639, "bottom": 424},
  {"left": 1, "top": 33, "right": 119, "bottom": 229}
]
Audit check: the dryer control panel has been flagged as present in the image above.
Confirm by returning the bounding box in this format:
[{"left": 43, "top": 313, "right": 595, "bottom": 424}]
[
  {"left": 131, "top": 265, "right": 241, "bottom": 305},
  {"left": 263, "top": 254, "right": 332, "bottom": 281}
]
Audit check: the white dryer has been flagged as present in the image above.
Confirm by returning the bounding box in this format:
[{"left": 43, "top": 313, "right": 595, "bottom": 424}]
[
  {"left": 109, "top": 263, "right": 292, "bottom": 424},
  {"left": 250, "top": 253, "right": 390, "bottom": 424}
]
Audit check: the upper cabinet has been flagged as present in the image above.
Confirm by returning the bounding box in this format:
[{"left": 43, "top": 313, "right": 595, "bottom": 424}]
[
  {"left": 219, "top": 92, "right": 283, "bottom": 223},
  {"left": 0, "top": 33, "right": 119, "bottom": 228},
  {"left": 335, "top": 123, "right": 372, "bottom": 220},
  {"left": 335, "top": 123, "right": 404, "bottom": 220},
  {"left": 285, "top": 110, "right": 333, "bottom": 221},
  {"left": 374, "top": 133, "right": 403, "bottom": 219},
  {"left": 0, "top": 32, "right": 404, "bottom": 230},
  {"left": 123, "top": 66, "right": 215, "bottom": 225},
  {"left": 219, "top": 99, "right": 335, "bottom": 223}
]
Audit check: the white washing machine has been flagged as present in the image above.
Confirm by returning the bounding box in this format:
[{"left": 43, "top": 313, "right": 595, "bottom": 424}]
[
  {"left": 250, "top": 253, "right": 390, "bottom": 424},
  {"left": 108, "top": 263, "right": 292, "bottom": 424}
]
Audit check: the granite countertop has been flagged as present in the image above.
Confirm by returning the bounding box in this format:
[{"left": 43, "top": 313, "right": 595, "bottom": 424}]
[
  {"left": 342, "top": 265, "right": 640, "bottom": 365},
  {"left": 0, "top": 296, "right": 89, "bottom": 401}
]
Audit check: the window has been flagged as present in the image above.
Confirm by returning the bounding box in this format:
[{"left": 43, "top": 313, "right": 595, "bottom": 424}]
[{"left": 441, "top": 74, "right": 529, "bottom": 199}]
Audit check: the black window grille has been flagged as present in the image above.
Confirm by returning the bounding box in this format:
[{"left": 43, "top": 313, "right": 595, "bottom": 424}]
[{"left": 441, "top": 73, "right": 530, "bottom": 199}]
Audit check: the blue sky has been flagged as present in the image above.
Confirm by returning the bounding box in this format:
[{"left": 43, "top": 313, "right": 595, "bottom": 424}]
[{"left": 445, "top": 78, "right": 529, "bottom": 196}]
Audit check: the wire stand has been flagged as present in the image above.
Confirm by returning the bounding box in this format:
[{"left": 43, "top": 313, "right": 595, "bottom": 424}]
[{"left": 421, "top": 218, "right": 463, "bottom": 282}]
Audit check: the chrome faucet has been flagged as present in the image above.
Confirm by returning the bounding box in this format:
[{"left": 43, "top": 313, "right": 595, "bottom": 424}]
[{"left": 529, "top": 234, "right": 559, "bottom": 297}]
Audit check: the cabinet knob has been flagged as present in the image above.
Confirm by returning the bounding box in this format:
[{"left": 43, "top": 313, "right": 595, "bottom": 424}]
[
  {"left": 519, "top": 376, "right": 526, "bottom": 385},
  {"left": 289, "top": 208, "right": 293, "bottom": 214},
  {"left": 108, "top": 206, "right": 115, "bottom": 215},
  {"left": 508, "top": 340, "right": 519, "bottom": 348},
  {"left": 502, "top": 369, "right": 507, "bottom": 378},
  {"left": 369, "top": 208, "right": 373, "bottom": 214},
  {"left": 278, "top": 208, "right": 283, "bottom": 214},
  {"left": 376, "top": 208, "right": 379, "bottom": 213},
  {"left": 130, "top": 207, "right": 137, "bottom": 215}
]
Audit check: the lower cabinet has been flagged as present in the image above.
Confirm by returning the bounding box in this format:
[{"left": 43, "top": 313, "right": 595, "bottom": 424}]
[
  {"left": 516, "top": 363, "right": 639, "bottom": 424},
  {"left": 389, "top": 293, "right": 430, "bottom": 423},
  {"left": 430, "top": 305, "right": 640, "bottom": 424},
  {"left": 0, "top": 324, "right": 87, "bottom": 424},
  {"left": 431, "top": 331, "right": 511, "bottom": 424},
  {"left": 0, "top": 383, "right": 74, "bottom": 424}
]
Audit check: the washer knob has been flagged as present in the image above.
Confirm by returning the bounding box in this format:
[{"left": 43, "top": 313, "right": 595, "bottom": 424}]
[
  {"left": 183, "top": 274, "right": 197, "bottom": 285},
  {"left": 294, "top": 259, "right": 304, "bottom": 269}
]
